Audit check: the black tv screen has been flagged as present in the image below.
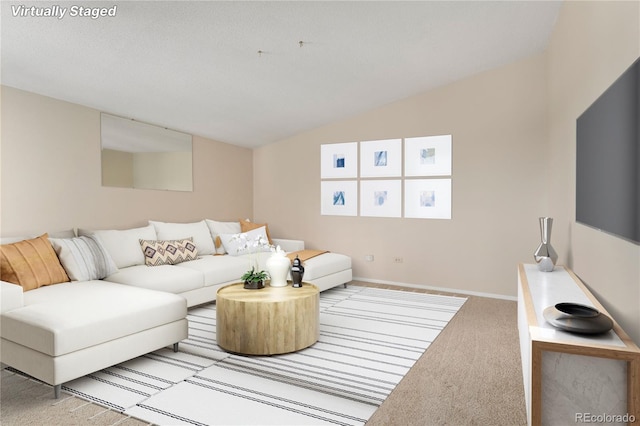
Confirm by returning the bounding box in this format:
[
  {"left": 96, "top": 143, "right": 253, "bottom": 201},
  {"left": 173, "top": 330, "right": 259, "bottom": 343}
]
[{"left": 576, "top": 56, "right": 640, "bottom": 244}]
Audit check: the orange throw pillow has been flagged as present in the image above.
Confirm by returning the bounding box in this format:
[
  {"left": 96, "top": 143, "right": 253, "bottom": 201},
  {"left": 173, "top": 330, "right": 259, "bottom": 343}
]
[
  {"left": 239, "top": 219, "right": 273, "bottom": 245},
  {"left": 0, "top": 234, "right": 70, "bottom": 291}
]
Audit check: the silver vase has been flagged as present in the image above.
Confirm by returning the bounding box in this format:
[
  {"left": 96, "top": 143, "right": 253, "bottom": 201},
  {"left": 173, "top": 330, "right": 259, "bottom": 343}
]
[{"left": 534, "top": 217, "right": 558, "bottom": 272}]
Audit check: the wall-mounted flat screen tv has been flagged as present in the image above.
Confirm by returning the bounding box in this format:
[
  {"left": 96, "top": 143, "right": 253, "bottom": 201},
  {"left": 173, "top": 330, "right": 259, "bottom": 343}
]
[{"left": 576, "top": 56, "right": 639, "bottom": 245}]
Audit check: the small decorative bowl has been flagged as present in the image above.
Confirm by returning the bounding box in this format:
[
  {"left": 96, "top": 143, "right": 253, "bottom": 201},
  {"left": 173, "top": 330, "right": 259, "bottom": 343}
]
[{"left": 543, "top": 302, "right": 613, "bottom": 335}]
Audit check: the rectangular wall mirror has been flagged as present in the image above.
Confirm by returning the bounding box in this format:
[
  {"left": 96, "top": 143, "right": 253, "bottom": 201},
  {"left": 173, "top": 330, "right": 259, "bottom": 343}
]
[{"left": 101, "top": 113, "right": 193, "bottom": 191}]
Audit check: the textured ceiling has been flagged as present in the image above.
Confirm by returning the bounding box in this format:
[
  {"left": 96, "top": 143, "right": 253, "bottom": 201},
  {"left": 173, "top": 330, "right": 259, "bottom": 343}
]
[{"left": 1, "top": 1, "right": 562, "bottom": 148}]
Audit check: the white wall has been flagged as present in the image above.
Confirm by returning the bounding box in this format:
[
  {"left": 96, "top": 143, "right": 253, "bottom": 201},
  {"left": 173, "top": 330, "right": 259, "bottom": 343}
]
[
  {"left": 254, "top": 53, "right": 549, "bottom": 299},
  {"left": 0, "top": 86, "right": 254, "bottom": 237}
]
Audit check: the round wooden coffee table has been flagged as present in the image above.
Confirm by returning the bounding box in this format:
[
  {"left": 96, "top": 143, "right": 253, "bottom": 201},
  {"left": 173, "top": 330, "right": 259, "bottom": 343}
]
[{"left": 216, "top": 282, "right": 319, "bottom": 355}]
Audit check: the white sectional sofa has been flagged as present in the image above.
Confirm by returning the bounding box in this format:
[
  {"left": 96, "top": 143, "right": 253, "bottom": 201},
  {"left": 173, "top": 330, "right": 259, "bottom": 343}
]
[{"left": 0, "top": 219, "right": 352, "bottom": 398}]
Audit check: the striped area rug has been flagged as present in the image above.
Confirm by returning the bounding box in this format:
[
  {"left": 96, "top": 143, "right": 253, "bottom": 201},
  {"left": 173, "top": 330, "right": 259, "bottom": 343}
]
[{"left": 64, "top": 285, "right": 466, "bottom": 425}]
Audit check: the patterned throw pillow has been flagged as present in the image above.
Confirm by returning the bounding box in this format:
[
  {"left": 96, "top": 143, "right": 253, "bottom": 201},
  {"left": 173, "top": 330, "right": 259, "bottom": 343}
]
[{"left": 139, "top": 238, "right": 198, "bottom": 266}]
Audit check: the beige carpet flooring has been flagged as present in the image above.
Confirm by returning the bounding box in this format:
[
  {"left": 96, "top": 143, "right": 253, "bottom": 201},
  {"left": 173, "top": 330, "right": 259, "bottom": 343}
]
[{"left": 0, "top": 281, "right": 526, "bottom": 426}]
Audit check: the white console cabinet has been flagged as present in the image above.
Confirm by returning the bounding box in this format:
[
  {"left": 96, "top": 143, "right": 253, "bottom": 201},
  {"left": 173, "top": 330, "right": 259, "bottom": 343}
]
[{"left": 517, "top": 264, "right": 639, "bottom": 425}]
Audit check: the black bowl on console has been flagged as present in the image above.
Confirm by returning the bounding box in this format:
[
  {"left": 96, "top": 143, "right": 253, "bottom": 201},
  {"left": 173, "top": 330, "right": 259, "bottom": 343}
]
[{"left": 543, "top": 302, "right": 613, "bottom": 335}]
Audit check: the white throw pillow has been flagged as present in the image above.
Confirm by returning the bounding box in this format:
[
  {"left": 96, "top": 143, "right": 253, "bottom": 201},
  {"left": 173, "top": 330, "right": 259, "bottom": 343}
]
[
  {"left": 79, "top": 225, "right": 157, "bottom": 269},
  {"left": 219, "top": 226, "right": 272, "bottom": 256},
  {"left": 50, "top": 235, "right": 119, "bottom": 281},
  {"left": 205, "top": 219, "right": 241, "bottom": 254},
  {"left": 149, "top": 220, "right": 216, "bottom": 256}
]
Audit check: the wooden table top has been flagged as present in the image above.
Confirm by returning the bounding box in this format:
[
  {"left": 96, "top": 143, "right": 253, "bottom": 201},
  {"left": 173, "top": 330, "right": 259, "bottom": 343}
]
[{"left": 217, "top": 282, "right": 319, "bottom": 302}]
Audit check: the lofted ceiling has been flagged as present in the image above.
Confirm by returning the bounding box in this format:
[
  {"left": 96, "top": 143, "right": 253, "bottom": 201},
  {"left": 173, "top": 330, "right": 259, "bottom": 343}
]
[{"left": 1, "top": 1, "right": 562, "bottom": 148}]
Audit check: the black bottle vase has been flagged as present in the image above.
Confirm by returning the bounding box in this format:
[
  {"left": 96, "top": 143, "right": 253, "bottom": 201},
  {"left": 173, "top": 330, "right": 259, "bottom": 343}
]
[{"left": 291, "top": 255, "right": 304, "bottom": 288}]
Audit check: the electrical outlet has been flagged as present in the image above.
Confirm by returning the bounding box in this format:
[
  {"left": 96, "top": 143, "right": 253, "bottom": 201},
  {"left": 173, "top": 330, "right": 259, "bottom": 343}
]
[
  {"left": 393, "top": 257, "right": 403, "bottom": 263},
  {"left": 364, "top": 255, "right": 374, "bottom": 262}
]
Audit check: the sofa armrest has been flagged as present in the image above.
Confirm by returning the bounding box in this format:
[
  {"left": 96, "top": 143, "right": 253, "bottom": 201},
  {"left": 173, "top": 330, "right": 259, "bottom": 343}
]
[
  {"left": 1, "top": 281, "right": 24, "bottom": 313},
  {"left": 272, "top": 238, "right": 305, "bottom": 252}
]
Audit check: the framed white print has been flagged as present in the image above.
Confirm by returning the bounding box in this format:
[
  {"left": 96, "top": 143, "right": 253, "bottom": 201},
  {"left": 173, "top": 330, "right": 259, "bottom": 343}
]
[
  {"left": 321, "top": 142, "right": 358, "bottom": 179},
  {"left": 360, "top": 180, "right": 401, "bottom": 217},
  {"left": 404, "top": 179, "right": 452, "bottom": 219},
  {"left": 404, "top": 135, "right": 452, "bottom": 176},
  {"left": 321, "top": 180, "right": 358, "bottom": 216},
  {"left": 360, "top": 139, "right": 402, "bottom": 177}
]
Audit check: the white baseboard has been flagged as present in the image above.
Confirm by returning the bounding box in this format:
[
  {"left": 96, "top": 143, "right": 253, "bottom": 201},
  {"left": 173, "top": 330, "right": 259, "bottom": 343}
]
[{"left": 351, "top": 276, "right": 517, "bottom": 301}]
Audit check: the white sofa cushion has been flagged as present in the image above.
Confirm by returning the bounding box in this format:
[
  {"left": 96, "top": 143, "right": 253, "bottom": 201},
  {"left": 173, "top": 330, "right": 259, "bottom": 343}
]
[
  {"left": 297, "top": 252, "right": 352, "bottom": 280},
  {"left": 149, "top": 220, "right": 216, "bottom": 256},
  {"left": 104, "top": 264, "right": 204, "bottom": 294},
  {"left": 1, "top": 281, "right": 24, "bottom": 313},
  {"left": 271, "top": 238, "right": 305, "bottom": 253},
  {"left": 0, "top": 281, "right": 186, "bottom": 357},
  {"left": 174, "top": 255, "right": 250, "bottom": 287},
  {"left": 79, "top": 225, "right": 157, "bottom": 269},
  {"left": 205, "top": 220, "right": 241, "bottom": 254}
]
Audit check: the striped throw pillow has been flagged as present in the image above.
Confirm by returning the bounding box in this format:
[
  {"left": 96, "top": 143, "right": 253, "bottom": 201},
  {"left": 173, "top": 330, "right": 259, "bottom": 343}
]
[
  {"left": 0, "top": 234, "right": 70, "bottom": 290},
  {"left": 50, "top": 235, "right": 119, "bottom": 281}
]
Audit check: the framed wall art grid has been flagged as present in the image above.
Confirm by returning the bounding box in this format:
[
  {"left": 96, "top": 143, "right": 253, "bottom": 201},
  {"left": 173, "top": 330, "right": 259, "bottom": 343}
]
[{"left": 321, "top": 135, "right": 452, "bottom": 218}]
